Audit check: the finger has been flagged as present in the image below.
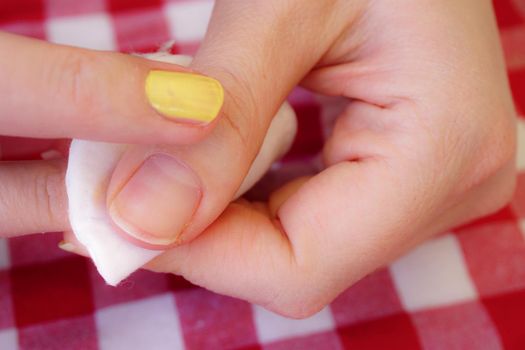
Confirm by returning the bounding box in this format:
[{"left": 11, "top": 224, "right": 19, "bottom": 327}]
[
  {"left": 0, "top": 159, "right": 69, "bottom": 236},
  {"left": 0, "top": 32, "right": 223, "bottom": 144}
]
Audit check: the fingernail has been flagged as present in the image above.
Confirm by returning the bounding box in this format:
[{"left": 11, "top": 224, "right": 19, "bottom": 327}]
[
  {"left": 109, "top": 153, "right": 202, "bottom": 246},
  {"left": 40, "top": 149, "right": 62, "bottom": 160},
  {"left": 58, "top": 241, "right": 77, "bottom": 253},
  {"left": 145, "top": 70, "right": 224, "bottom": 123}
]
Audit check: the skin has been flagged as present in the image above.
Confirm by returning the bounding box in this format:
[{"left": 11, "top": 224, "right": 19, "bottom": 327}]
[{"left": 0, "top": 0, "right": 517, "bottom": 318}]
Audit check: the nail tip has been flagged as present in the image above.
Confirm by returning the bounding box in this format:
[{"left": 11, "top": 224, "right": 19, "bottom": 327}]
[{"left": 58, "top": 241, "right": 76, "bottom": 253}]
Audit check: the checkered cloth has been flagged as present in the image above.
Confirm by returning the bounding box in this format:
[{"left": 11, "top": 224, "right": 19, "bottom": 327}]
[{"left": 1, "top": 0, "right": 524, "bottom": 349}]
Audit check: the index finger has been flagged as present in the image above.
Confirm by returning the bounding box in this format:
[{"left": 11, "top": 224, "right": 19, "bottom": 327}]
[{"left": 0, "top": 32, "right": 223, "bottom": 144}]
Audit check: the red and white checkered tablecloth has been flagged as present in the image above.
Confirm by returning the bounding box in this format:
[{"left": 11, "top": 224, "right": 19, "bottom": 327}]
[{"left": 0, "top": 0, "right": 525, "bottom": 349}]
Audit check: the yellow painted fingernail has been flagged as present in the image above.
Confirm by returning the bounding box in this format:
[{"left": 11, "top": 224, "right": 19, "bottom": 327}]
[{"left": 145, "top": 71, "right": 224, "bottom": 123}]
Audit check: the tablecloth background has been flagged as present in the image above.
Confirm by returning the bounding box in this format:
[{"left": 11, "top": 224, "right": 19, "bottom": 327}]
[{"left": 1, "top": 0, "right": 525, "bottom": 349}]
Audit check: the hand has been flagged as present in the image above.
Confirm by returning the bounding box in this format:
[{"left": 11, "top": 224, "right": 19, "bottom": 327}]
[
  {"left": 0, "top": 31, "right": 228, "bottom": 236},
  {"left": 136, "top": 0, "right": 516, "bottom": 317}
]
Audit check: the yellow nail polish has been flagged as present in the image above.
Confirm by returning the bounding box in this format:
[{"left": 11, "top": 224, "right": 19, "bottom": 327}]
[{"left": 145, "top": 70, "right": 224, "bottom": 123}]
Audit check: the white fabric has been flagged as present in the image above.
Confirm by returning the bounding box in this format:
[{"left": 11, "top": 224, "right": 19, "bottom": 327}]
[
  {"left": 46, "top": 13, "right": 116, "bottom": 50},
  {"left": 252, "top": 305, "right": 335, "bottom": 343},
  {"left": 164, "top": 1, "right": 213, "bottom": 42},
  {"left": 390, "top": 234, "right": 478, "bottom": 311},
  {"left": 516, "top": 117, "right": 525, "bottom": 171},
  {"left": 0, "top": 238, "right": 10, "bottom": 269},
  {"left": 66, "top": 54, "right": 297, "bottom": 286},
  {"left": 0, "top": 329, "right": 18, "bottom": 350},
  {"left": 96, "top": 294, "right": 185, "bottom": 350}
]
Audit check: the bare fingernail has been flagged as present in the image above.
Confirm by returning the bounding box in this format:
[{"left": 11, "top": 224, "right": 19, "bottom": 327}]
[
  {"left": 58, "top": 241, "right": 77, "bottom": 253},
  {"left": 109, "top": 153, "right": 201, "bottom": 246}
]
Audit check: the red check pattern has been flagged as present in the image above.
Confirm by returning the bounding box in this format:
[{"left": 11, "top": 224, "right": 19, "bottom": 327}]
[{"left": 1, "top": 1, "right": 525, "bottom": 349}]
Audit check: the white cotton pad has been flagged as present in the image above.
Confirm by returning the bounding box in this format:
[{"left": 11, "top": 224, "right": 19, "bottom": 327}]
[
  {"left": 66, "top": 141, "right": 161, "bottom": 285},
  {"left": 66, "top": 54, "right": 297, "bottom": 286}
]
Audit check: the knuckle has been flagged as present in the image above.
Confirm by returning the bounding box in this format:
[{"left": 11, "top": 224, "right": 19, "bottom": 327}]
[
  {"left": 52, "top": 49, "right": 101, "bottom": 120},
  {"left": 262, "top": 269, "right": 330, "bottom": 319},
  {"left": 482, "top": 112, "right": 516, "bottom": 169},
  {"left": 474, "top": 154, "right": 517, "bottom": 218},
  {"left": 34, "top": 162, "right": 68, "bottom": 229},
  {"left": 444, "top": 107, "right": 518, "bottom": 220},
  {"left": 463, "top": 110, "right": 517, "bottom": 191},
  {"left": 491, "top": 170, "right": 516, "bottom": 211},
  {"left": 267, "top": 290, "right": 327, "bottom": 319}
]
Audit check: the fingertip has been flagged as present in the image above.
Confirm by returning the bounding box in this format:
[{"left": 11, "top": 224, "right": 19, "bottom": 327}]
[
  {"left": 144, "top": 70, "right": 224, "bottom": 124},
  {"left": 135, "top": 52, "right": 224, "bottom": 145},
  {"left": 59, "top": 231, "right": 89, "bottom": 257}
]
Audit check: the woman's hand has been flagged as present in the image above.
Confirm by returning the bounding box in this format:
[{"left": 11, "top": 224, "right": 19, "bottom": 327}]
[
  {"left": 136, "top": 0, "right": 517, "bottom": 317},
  {"left": 4, "top": 0, "right": 517, "bottom": 319}
]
